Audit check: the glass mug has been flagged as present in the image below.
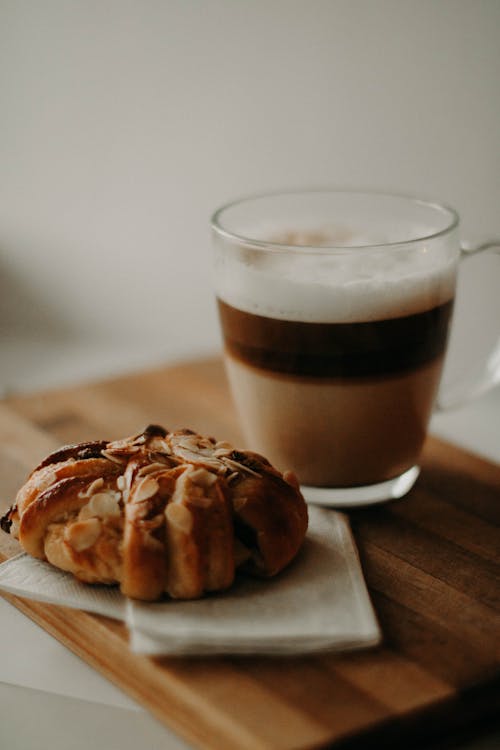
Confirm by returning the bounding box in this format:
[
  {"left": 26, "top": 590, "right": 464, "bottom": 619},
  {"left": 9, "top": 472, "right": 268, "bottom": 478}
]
[{"left": 211, "top": 190, "right": 499, "bottom": 506}]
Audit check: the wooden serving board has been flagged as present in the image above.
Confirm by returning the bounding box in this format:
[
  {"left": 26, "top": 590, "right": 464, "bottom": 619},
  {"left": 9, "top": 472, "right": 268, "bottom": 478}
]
[{"left": 0, "top": 357, "right": 499, "bottom": 750}]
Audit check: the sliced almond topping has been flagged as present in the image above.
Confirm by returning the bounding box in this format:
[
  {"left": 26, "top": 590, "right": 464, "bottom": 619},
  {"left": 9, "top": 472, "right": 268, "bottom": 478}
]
[
  {"left": 101, "top": 449, "right": 129, "bottom": 464},
  {"left": 87, "top": 477, "right": 104, "bottom": 495},
  {"left": 215, "top": 440, "right": 233, "bottom": 451},
  {"left": 132, "top": 476, "right": 159, "bottom": 503},
  {"left": 221, "top": 457, "right": 260, "bottom": 477},
  {"left": 148, "top": 437, "right": 172, "bottom": 454},
  {"left": 106, "top": 436, "right": 138, "bottom": 451},
  {"left": 165, "top": 502, "right": 193, "bottom": 533},
  {"left": 148, "top": 451, "right": 178, "bottom": 465},
  {"left": 116, "top": 475, "right": 126, "bottom": 491},
  {"left": 65, "top": 518, "right": 101, "bottom": 551},
  {"left": 78, "top": 477, "right": 105, "bottom": 499},
  {"left": 137, "top": 462, "right": 170, "bottom": 477},
  {"left": 123, "top": 462, "right": 136, "bottom": 487},
  {"left": 79, "top": 491, "right": 121, "bottom": 520},
  {"left": 175, "top": 435, "right": 217, "bottom": 456},
  {"left": 173, "top": 446, "right": 222, "bottom": 471},
  {"left": 187, "top": 467, "right": 218, "bottom": 490},
  {"left": 179, "top": 436, "right": 203, "bottom": 449},
  {"left": 213, "top": 448, "right": 232, "bottom": 458}
]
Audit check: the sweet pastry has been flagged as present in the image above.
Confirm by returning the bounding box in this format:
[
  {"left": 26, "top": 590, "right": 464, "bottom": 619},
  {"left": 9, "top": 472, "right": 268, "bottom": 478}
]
[{"left": 1, "top": 425, "right": 308, "bottom": 600}]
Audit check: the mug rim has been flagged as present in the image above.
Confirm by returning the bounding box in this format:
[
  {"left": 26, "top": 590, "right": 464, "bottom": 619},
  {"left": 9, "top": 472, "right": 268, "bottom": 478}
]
[{"left": 211, "top": 188, "right": 460, "bottom": 253}]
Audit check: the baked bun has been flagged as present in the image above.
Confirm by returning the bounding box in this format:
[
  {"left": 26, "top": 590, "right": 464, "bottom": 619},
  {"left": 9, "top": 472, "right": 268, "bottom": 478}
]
[{"left": 1, "top": 425, "right": 308, "bottom": 600}]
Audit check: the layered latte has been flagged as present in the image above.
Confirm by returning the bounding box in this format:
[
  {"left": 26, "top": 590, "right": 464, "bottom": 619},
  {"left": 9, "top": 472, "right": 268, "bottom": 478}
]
[{"left": 216, "top": 246, "right": 456, "bottom": 487}]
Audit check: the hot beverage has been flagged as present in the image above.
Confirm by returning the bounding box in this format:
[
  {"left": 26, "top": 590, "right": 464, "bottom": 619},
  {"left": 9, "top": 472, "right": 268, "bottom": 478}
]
[
  {"left": 216, "top": 256, "right": 455, "bottom": 486},
  {"left": 212, "top": 190, "right": 462, "bottom": 499}
]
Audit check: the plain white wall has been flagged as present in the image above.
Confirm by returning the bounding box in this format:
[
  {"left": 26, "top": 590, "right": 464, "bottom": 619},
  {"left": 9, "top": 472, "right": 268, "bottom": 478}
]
[{"left": 0, "top": 0, "right": 499, "bottom": 392}]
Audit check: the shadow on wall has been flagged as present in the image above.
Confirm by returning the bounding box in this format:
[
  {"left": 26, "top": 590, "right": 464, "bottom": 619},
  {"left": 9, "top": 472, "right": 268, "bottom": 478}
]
[{"left": 0, "top": 251, "right": 74, "bottom": 394}]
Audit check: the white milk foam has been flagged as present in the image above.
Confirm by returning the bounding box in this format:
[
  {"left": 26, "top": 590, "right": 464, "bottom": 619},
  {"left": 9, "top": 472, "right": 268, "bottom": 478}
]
[{"left": 216, "top": 248, "right": 457, "bottom": 323}]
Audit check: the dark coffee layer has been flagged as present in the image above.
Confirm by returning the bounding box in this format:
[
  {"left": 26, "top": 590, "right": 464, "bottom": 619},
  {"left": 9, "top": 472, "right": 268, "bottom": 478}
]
[{"left": 217, "top": 298, "right": 454, "bottom": 378}]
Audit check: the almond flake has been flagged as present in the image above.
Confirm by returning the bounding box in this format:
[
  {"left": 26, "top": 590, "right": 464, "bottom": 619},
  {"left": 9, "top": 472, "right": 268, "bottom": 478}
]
[
  {"left": 79, "top": 492, "right": 121, "bottom": 520},
  {"left": 137, "top": 462, "right": 170, "bottom": 477},
  {"left": 188, "top": 467, "right": 218, "bottom": 489},
  {"left": 148, "top": 437, "right": 172, "bottom": 454},
  {"left": 173, "top": 446, "right": 222, "bottom": 471},
  {"left": 132, "top": 476, "right": 159, "bottom": 503},
  {"left": 101, "top": 450, "right": 129, "bottom": 465},
  {"left": 221, "top": 457, "right": 260, "bottom": 477},
  {"left": 65, "top": 518, "right": 101, "bottom": 551},
  {"left": 213, "top": 447, "right": 233, "bottom": 458}
]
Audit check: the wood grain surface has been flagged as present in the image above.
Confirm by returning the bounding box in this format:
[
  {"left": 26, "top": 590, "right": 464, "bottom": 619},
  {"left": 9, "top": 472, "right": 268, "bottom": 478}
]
[{"left": 0, "top": 357, "right": 499, "bottom": 750}]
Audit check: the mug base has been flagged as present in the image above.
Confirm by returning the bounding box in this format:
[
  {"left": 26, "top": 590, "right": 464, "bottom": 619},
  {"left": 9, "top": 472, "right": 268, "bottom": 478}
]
[{"left": 301, "top": 465, "right": 420, "bottom": 508}]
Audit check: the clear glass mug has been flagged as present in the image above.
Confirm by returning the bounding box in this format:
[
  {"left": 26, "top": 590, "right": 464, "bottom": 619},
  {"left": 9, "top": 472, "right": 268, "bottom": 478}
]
[{"left": 211, "top": 190, "right": 499, "bottom": 507}]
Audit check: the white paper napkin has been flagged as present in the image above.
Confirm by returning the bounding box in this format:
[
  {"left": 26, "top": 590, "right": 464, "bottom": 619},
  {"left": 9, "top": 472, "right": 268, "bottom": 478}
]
[
  {"left": 0, "top": 507, "right": 381, "bottom": 656},
  {"left": 0, "top": 553, "right": 125, "bottom": 619},
  {"left": 129, "top": 507, "right": 381, "bottom": 655}
]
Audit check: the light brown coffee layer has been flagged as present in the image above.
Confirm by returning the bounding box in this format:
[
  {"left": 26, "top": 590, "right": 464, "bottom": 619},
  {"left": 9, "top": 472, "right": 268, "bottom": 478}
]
[{"left": 224, "top": 354, "right": 445, "bottom": 487}]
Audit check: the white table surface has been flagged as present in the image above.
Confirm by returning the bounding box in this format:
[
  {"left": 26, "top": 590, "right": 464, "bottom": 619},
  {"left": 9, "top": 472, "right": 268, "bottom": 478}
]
[{"left": 1, "top": 377, "right": 499, "bottom": 750}]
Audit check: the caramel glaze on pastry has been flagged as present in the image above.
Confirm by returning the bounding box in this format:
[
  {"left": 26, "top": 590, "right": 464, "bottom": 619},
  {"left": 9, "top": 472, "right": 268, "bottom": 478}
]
[{"left": 1, "top": 426, "right": 308, "bottom": 601}]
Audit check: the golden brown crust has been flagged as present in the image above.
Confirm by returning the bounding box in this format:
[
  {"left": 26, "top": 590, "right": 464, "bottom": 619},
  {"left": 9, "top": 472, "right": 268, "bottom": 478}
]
[
  {"left": 231, "top": 471, "right": 308, "bottom": 577},
  {"left": 2, "top": 425, "right": 308, "bottom": 601},
  {"left": 165, "top": 466, "right": 234, "bottom": 599},
  {"left": 122, "top": 463, "right": 181, "bottom": 601},
  {"left": 16, "top": 457, "right": 119, "bottom": 517}
]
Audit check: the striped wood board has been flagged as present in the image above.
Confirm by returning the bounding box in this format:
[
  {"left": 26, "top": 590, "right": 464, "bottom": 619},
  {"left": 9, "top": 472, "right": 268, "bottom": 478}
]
[{"left": 0, "top": 357, "right": 499, "bottom": 749}]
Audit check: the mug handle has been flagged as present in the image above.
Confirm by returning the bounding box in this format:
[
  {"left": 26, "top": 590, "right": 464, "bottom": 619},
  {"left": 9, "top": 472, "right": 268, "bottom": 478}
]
[{"left": 436, "top": 240, "right": 500, "bottom": 410}]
